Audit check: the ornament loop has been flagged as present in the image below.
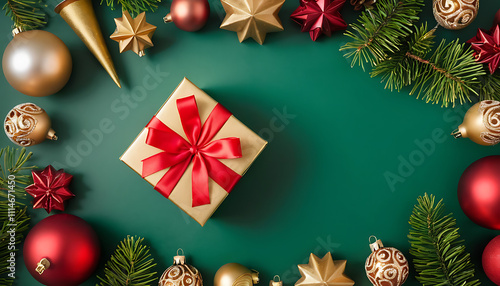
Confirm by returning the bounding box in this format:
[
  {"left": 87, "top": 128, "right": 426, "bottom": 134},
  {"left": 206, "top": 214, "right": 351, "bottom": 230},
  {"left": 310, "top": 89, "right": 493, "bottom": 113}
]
[
  {"left": 177, "top": 248, "right": 184, "bottom": 256},
  {"left": 174, "top": 248, "right": 186, "bottom": 265},
  {"left": 35, "top": 258, "right": 50, "bottom": 275},
  {"left": 273, "top": 275, "right": 280, "bottom": 282},
  {"left": 270, "top": 275, "right": 282, "bottom": 286},
  {"left": 369, "top": 235, "right": 377, "bottom": 243}
]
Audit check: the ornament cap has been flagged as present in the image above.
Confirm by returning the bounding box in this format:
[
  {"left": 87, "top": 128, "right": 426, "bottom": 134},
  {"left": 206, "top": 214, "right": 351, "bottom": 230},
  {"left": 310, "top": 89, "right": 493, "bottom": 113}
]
[
  {"left": 452, "top": 128, "right": 463, "bottom": 139},
  {"left": 174, "top": 248, "right": 185, "bottom": 265},
  {"left": 138, "top": 50, "right": 145, "bottom": 57},
  {"left": 11, "top": 27, "right": 24, "bottom": 37},
  {"left": 35, "top": 258, "right": 50, "bottom": 275},
  {"left": 270, "top": 275, "right": 282, "bottom": 286},
  {"left": 369, "top": 235, "right": 384, "bottom": 252},
  {"left": 47, "top": 128, "right": 58, "bottom": 141},
  {"left": 163, "top": 13, "right": 173, "bottom": 23},
  {"left": 251, "top": 270, "right": 260, "bottom": 284}
]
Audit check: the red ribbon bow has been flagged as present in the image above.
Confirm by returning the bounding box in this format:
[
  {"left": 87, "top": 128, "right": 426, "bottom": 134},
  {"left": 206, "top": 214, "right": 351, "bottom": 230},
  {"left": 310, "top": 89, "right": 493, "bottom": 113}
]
[{"left": 142, "top": 95, "right": 242, "bottom": 207}]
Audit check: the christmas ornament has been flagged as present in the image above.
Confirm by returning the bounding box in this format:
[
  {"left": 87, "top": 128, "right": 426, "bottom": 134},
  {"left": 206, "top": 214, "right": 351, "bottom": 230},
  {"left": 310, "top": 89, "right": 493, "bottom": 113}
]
[
  {"left": 23, "top": 214, "right": 100, "bottom": 286},
  {"left": 270, "top": 276, "right": 282, "bottom": 286},
  {"left": 55, "top": 0, "right": 121, "bottom": 87},
  {"left": 467, "top": 25, "right": 500, "bottom": 74},
  {"left": 110, "top": 11, "right": 156, "bottom": 57},
  {"left": 458, "top": 156, "right": 500, "bottom": 230},
  {"left": 433, "top": 0, "right": 479, "bottom": 30},
  {"left": 290, "top": 0, "right": 347, "bottom": 41},
  {"left": 2, "top": 29, "right": 72, "bottom": 97},
  {"left": 25, "top": 165, "right": 74, "bottom": 213},
  {"left": 295, "top": 252, "right": 354, "bottom": 286},
  {"left": 4, "top": 103, "right": 57, "bottom": 147},
  {"left": 483, "top": 236, "right": 500, "bottom": 285},
  {"left": 365, "top": 236, "right": 409, "bottom": 286},
  {"left": 452, "top": 100, "right": 500, "bottom": 146},
  {"left": 159, "top": 249, "right": 203, "bottom": 286},
  {"left": 350, "top": 0, "right": 376, "bottom": 11},
  {"left": 220, "top": 0, "right": 285, "bottom": 45},
  {"left": 494, "top": 9, "right": 500, "bottom": 27},
  {"left": 214, "top": 263, "right": 259, "bottom": 286},
  {"left": 164, "top": 0, "right": 210, "bottom": 32}
]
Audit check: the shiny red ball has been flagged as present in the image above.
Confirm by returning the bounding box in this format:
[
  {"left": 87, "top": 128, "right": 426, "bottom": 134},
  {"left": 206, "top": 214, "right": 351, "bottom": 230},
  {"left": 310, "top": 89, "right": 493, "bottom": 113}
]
[
  {"left": 458, "top": 156, "right": 500, "bottom": 230},
  {"left": 23, "top": 214, "right": 100, "bottom": 286},
  {"left": 483, "top": 236, "right": 500, "bottom": 285},
  {"left": 170, "top": 0, "right": 210, "bottom": 31}
]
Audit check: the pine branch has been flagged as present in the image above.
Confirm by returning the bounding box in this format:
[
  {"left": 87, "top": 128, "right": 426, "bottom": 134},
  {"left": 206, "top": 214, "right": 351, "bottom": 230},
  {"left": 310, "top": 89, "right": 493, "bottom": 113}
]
[
  {"left": 371, "top": 25, "right": 485, "bottom": 107},
  {"left": 340, "top": 0, "right": 424, "bottom": 70},
  {"left": 97, "top": 236, "right": 158, "bottom": 286},
  {"left": 0, "top": 147, "right": 35, "bottom": 204},
  {"left": 408, "top": 193, "right": 480, "bottom": 286},
  {"left": 100, "top": 0, "right": 161, "bottom": 16},
  {"left": 0, "top": 204, "right": 30, "bottom": 285},
  {"left": 479, "top": 72, "right": 500, "bottom": 101},
  {"left": 3, "top": 0, "right": 47, "bottom": 30}
]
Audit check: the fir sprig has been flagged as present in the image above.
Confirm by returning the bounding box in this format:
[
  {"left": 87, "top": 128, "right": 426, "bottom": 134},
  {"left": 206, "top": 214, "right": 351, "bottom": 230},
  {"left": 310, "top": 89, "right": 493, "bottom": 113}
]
[
  {"left": 479, "top": 72, "right": 500, "bottom": 101},
  {"left": 3, "top": 0, "right": 46, "bottom": 30},
  {"left": 97, "top": 236, "right": 158, "bottom": 286},
  {"left": 0, "top": 205, "right": 30, "bottom": 285},
  {"left": 408, "top": 193, "right": 480, "bottom": 286},
  {"left": 0, "top": 147, "right": 35, "bottom": 203},
  {"left": 340, "top": 0, "right": 424, "bottom": 70},
  {"left": 100, "top": 0, "right": 161, "bottom": 16}
]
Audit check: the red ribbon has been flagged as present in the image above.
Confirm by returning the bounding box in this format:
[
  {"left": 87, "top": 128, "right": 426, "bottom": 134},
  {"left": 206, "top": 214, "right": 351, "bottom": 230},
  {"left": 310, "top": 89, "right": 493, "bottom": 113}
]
[{"left": 142, "top": 95, "right": 242, "bottom": 207}]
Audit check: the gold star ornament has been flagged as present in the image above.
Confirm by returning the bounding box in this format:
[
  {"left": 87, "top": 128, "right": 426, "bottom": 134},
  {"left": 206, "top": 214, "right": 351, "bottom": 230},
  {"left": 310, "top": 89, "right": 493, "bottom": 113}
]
[
  {"left": 295, "top": 252, "right": 355, "bottom": 286},
  {"left": 110, "top": 11, "right": 156, "bottom": 57},
  {"left": 220, "top": 0, "right": 285, "bottom": 45}
]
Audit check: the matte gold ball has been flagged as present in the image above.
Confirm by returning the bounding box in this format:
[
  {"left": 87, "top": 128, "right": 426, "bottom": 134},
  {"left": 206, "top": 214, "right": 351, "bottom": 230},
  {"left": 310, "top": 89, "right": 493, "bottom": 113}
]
[
  {"left": 4, "top": 103, "right": 57, "bottom": 147},
  {"left": 433, "top": 0, "right": 479, "bottom": 30},
  {"left": 2, "top": 30, "right": 72, "bottom": 97},
  {"left": 214, "top": 263, "right": 259, "bottom": 286}
]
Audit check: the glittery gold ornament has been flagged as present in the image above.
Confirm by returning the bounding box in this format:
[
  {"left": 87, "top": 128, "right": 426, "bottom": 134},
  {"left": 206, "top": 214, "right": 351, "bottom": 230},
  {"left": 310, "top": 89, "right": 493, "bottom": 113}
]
[
  {"left": 214, "top": 263, "right": 259, "bottom": 286},
  {"left": 452, "top": 100, "right": 500, "bottom": 146},
  {"left": 365, "top": 236, "right": 409, "bottom": 286},
  {"left": 220, "top": 0, "right": 285, "bottom": 45},
  {"left": 110, "top": 11, "right": 156, "bottom": 57},
  {"left": 433, "top": 0, "right": 479, "bottom": 30},
  {"left": 159, "top": 249, "right": 203, "bottom": 286},
  {"left": 295, "top": 252, "right": 354, "bottom": 286},
  {"left": 4, "top": 103, "right": 57, "bottom": 147}
]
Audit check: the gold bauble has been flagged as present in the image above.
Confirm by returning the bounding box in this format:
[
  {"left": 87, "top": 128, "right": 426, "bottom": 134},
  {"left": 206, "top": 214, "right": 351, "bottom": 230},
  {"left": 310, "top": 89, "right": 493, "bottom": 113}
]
[
  {"left": 159, "top": 250, "right": 203, "bottom": 286},
  {"left": 433, "top": 0, "right": 479, "bottom": 30},
  {"left": 4, "top": 103, "right": 57, "bottom": 147},
  {"left": 2, "top": 30, "right": 72, "bottom": 97},
  {"left": 452, "top": 100, "right": 500, "bottom": 146},
  {"left": 214, "top": 263, "right": 259, "bottom": 286},
  {"left": 365, "top": 237, "right": 409, "bottom": 286}
]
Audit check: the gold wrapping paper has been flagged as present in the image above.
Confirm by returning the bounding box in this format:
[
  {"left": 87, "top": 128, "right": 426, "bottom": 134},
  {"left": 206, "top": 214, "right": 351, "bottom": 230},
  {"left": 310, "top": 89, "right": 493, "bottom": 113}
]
[{"left": 120, "top": 78, "right": 267, "bottom": 226}]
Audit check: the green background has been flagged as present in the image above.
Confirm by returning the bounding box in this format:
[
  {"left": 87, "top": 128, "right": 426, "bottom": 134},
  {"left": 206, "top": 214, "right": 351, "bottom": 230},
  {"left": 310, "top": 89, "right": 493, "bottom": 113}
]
[{"left": 1, "top": 0, "right": 499, "bottom": 285}]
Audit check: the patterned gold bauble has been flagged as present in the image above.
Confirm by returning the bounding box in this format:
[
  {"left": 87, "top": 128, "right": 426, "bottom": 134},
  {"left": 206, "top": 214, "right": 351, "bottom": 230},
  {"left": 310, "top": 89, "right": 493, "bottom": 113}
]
[
  {"left": 159, "top": 249, "right": 203, "bottom": 286},
  {"left": 365, "top": 237, "right": 409, "bottom": 286},
  {"left": 452, "top": 100, "right": 500, "bottom": 146},
  {"left": 4, "top": 103, "right": 57, "bottom": 147},
  {"left": 433, "top": 0, "right": 479, "bottom": 30},
  {"left": 214, "top": 263, "right": 259, "bottom": 286}
]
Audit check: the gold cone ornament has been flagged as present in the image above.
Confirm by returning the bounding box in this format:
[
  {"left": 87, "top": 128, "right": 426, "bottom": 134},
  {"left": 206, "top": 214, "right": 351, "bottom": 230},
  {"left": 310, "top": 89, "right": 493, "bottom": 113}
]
[
  {"left": 214, "top": 263, "right": 259, "bottom": 286},
  {"left": 55, "top": 0, "right": 121, "bottom": 87},
  {"left": 433, "top": 0, "right": 479, "bottom": 30},
  {"left": 452, "top": 100, "right": 500, "bottom": 146},
  {"left": 4, "top": 103, "right": 57, "bottom": 147},
  {"left": 220, "top": 0, "right": 285, "bottom": 45},
  {"left": 295, "top": 252, "right": 354, "bottom": 286},
  {"left": 159, "top": 249, "right": 203, "bottom": 286},
  {"left": 110, "top": 11, "right": 156, "bottom": 57},
  {"left": 365, "top": 236, "right": 409, "bottom": 286}
]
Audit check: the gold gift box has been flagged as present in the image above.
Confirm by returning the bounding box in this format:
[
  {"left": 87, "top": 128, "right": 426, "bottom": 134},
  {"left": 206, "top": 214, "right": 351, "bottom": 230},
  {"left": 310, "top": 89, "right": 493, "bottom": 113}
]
[{"left": 120, "top": 78, "right": 267, "bottom": 226}]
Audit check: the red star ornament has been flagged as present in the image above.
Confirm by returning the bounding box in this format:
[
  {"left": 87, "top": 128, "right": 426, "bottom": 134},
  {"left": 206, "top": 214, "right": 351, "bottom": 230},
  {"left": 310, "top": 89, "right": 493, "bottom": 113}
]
[
  {"left": 468, "top": 25, "right": 500, "bottom": 74},
  {"left": 290, "top": 0, "right": 347, "bottom": 41},
  {"left": 25, "top": 165, "right": 74, "bottom": 213}
]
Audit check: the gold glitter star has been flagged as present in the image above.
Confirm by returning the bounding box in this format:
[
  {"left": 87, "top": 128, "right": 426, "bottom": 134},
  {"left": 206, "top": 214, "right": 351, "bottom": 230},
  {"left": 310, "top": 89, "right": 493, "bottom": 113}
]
[
  {"left": 220, "top": 0, "right": 285, "bottom": 45},
  {"left": 110, "top": 11, "right": 156, "bottom": 57},
  {"left": 295, "top": 253, "right": 355, "bottom": 286}
]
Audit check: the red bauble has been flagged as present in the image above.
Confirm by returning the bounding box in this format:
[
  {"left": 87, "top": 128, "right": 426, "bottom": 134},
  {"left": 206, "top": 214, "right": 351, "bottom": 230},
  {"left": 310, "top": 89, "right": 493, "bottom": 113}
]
[
  {"left": 23, "top": 214, "right": 100, "bottom": 286},
  {"left": 483, "top": 236, "right": 500, "bottom": 285},
  {"left": 494, "top": 9, "right": 500, "bottom": 27},
  {"left": 458, "top": 156, "right": 500, "bottom": 230},
  {"left": 164, "top": 0, "right": 210, "bottom": 32}
]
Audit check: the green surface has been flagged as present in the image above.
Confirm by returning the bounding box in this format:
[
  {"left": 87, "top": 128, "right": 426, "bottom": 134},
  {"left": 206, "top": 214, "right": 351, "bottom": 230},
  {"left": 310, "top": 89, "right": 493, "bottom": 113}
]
[{"left": 1, "top": 0, "right": 499, "bottom": 285}]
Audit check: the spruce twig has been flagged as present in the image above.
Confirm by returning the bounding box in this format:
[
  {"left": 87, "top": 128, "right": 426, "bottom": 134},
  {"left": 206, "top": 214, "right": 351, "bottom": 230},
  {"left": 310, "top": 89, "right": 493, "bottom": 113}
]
[
  {"left": 3, "top": 0, "right": 46, "bottom": 30},
  {"left": 0, "top": 147, "right": 36, "bottom": 203},
  {"left": 408, "top": 193, "right": 480, "bottom": 286},
  {"left": 100, "top": 0, "right": 161, "bottom": 16},
  {"left": 479, "top": 72, "right": 500, "bottom": 101},
  {"left": 97, "top": 236, "right": 158, "bottom": 286}
]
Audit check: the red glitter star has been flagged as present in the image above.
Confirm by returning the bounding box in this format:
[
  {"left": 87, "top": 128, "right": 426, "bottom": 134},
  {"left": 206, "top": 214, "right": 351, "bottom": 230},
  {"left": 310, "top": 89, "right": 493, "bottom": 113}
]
[
  {"left": 290, "top": 0, "right": 347, "bottom": 41},
  {"left": 468, "top": 25, "right": 500, "bottom": 74},
  {"left": 25, "top": 165, "right": 74, "bottom": 213}
]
